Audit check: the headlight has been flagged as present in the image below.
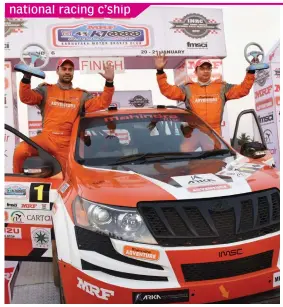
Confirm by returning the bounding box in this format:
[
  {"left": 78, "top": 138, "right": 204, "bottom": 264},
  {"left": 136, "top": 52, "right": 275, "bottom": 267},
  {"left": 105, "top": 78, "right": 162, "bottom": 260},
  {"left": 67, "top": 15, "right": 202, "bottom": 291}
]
[{"left": 73, "top": 197, "right": 157, "bottom": 245}]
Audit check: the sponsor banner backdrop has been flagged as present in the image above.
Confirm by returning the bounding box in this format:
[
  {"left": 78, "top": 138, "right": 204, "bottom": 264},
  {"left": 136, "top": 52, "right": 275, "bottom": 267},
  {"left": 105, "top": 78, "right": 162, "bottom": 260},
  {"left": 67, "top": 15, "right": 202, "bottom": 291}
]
[
  {"left": 27, "top": 90, "right": 153, "bottom": 136},
  {"left": 5, "top": 62, "right": 18, "bottom": 174},
  {"left": 5, "top": 8, "right": 226, "bottom": 59},
  {"left": 254, "top": 41, "right": 280, "bottom": 168}
]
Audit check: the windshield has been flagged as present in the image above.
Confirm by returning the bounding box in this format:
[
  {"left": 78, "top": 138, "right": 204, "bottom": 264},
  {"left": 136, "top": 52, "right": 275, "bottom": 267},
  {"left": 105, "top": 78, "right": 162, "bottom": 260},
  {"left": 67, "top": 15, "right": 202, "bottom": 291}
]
[{"left": 75, "top": 112, "right": 230, "bottom": 166}]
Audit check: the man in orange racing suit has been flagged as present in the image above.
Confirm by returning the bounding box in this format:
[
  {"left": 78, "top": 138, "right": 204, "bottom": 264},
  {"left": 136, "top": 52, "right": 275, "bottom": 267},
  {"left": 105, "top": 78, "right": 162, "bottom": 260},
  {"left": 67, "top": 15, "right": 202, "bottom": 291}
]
[
  {"left": 155, "top": 53, "right": 255, "bottom": 135},
  {"left": 13, "top": 58, "right": 115, "bottom": 175}
]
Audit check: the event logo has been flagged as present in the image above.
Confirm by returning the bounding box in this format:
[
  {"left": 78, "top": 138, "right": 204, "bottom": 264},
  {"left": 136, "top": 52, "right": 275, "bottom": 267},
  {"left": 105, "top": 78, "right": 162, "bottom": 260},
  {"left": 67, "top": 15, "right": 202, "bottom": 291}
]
[
  {"left": 5, "top": 18, "right": 27, "bottom": 37},
  {"left": 129, "top": 95, "right": 149, "bottom": 108},
  {"left": 255, "top": 69, "right": 270, "bottom": 87},
  {"left": 51, "top": 23, "right": 150, "bottom": 48},
  {"left": 170, "top": 14, "right": 220, "bottom": 38}
]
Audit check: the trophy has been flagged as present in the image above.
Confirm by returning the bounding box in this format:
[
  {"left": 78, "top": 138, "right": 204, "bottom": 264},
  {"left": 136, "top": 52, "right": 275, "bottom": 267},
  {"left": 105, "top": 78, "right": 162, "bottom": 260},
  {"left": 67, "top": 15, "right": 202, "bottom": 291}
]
[
  {"left": 14, "top": 43, "right": 49, "bottom": 79},
  {"left": 244, "top": 42, "right": 269, "bottom": 71}
]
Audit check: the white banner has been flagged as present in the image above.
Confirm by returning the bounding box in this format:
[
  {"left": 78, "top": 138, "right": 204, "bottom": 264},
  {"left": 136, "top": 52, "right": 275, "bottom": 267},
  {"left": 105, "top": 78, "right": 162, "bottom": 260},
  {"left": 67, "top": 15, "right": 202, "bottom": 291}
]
[
  {"left": 28, "top": 90, "right": 153, "bottom": 136},
  {"left": 5, "top": 62, "right": 17, "bottom": 174},
  {"left": 79, "top": 57, "right": 125, "bottom": 74},
  {"left": 5, "top": 8, "right": 226, "bottom": 60}
]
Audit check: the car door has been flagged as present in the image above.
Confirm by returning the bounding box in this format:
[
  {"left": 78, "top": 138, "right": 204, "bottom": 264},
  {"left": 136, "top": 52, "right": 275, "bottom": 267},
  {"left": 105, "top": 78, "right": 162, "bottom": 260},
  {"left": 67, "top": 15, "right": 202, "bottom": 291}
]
[
  {"left": 231, "top": 109, "right": 275, "bottom": 166},
  {"left": 5, "top": 124, "right": 63, "bottom": 261}
]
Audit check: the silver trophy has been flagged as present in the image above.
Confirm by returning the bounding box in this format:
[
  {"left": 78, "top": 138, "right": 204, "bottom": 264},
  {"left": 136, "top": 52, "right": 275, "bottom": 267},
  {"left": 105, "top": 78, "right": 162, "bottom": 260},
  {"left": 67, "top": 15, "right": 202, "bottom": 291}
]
[
  {"left": 14, "top": 43, "right": 49, "bottom": 79},
  {"left": 244, "top": 42, "right": 269, "bottom": 71}
]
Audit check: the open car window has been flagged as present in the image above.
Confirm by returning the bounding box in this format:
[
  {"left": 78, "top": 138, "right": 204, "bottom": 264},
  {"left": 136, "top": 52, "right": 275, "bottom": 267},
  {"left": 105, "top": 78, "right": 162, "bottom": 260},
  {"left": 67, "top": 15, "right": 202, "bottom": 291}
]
[{"left": 75, "top": 112, "right": 229, "bottom": 166}]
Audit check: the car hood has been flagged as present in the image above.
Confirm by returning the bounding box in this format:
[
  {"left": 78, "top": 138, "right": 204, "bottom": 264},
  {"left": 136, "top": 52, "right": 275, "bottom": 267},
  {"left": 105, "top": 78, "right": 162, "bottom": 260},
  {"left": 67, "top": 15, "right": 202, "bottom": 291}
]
[{"left": 71, "top": 155, "right": 279, "bottom": 207}]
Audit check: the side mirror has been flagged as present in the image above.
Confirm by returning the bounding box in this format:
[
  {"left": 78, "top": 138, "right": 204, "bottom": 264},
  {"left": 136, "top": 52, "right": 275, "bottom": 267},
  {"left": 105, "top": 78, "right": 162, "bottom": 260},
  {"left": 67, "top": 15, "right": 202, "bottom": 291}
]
[
  {"left": 240, "top": 141, "right": 267, "bottom": 159},
  {"left": 23, "top": 157, "right": 53, "bottom": 178}
]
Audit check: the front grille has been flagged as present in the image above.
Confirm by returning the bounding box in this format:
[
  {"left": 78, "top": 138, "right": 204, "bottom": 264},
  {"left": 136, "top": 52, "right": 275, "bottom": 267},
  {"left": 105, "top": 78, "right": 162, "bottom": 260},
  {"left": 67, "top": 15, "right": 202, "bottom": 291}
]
[
  {"left": 182, "top": 250, "right": 273, "bottom": 281},
  {"left": 138, "top": 189, "right": 280, "bottom": 246}
]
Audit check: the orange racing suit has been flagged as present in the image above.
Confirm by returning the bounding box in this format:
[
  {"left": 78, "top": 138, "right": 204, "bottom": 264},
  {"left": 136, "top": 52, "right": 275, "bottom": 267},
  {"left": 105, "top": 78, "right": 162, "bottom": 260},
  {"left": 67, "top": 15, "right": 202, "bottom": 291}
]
[
  {"left": 13, "top": 79, "right": 114, "bottom": 175},
  {"left": 157, "top": 72, "right": 255, "bottom": 134}
]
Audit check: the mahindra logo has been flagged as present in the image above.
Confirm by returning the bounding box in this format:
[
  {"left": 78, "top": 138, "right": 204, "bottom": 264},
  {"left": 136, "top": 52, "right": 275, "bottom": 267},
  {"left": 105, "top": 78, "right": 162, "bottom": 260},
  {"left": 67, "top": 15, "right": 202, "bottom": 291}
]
[
  {"left": 219, "top": 248, "right": 243, "bottom": 257},
  {"left": 211, "top": 200, "right": 230, "bottom": 211}
]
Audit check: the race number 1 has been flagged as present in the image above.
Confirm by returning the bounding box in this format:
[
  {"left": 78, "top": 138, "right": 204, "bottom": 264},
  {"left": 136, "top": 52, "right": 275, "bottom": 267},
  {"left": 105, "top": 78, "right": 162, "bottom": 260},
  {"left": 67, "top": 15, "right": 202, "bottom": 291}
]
[{"left": 29, "top": 183, "right": 51, "bottom": 203}]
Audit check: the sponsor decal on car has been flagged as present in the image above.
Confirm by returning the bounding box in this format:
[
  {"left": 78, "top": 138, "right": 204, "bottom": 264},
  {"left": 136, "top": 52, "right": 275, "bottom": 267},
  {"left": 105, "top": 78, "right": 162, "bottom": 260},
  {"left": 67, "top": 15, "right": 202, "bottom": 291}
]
[
  {"left": 273, "top": 272, "right": 280, "bottom": 287},
  {"left": 5, "top": 184, "right": 28, "bottom": 199},
  {"left": 133, "top": 289, "right": 189, "bottom": 304},
  {"left": 31, "top": 228, "right": 51, "bottom": 248},
  {"left": 123, "top": 246, "right": 160, "bottom": 261},
  {"left": 77, "top": 277, "right": 114, "bottom": 300},
  {"left": 5, "top": 227, "right": 22, "bottom": 239},
  {"left": 172, "top": 174, "right": 231, "bottom": 193}
]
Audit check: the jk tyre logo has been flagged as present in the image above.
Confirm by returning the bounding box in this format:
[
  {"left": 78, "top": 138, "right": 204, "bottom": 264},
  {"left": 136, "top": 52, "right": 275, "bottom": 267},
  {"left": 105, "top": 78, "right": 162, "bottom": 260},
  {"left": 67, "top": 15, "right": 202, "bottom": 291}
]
[{"left": 170, "top": 14, "right": 220, "bottom": 38}]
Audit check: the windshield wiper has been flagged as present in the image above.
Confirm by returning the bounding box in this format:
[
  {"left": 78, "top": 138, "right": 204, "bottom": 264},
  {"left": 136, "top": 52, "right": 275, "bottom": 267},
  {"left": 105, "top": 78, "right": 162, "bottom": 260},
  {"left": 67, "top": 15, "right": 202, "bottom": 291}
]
[
  {"left": 110, "top": 149, "right": 235, "bottom": 165},
  {"left": 188, "top": 149, "right": 236, "bottom": 159},
  {"left": 109, "top": 152, "right": 196, "bottom": 165}
]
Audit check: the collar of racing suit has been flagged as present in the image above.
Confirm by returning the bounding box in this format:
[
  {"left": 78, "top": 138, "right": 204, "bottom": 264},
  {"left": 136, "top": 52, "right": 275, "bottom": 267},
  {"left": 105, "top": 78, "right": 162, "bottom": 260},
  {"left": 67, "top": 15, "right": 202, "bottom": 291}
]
[
  {"left": 197, "top": 79, "right": 212, "bottom": 87},
  {"left": 56, "top": 81, "right": 73, "bottom": 90}
]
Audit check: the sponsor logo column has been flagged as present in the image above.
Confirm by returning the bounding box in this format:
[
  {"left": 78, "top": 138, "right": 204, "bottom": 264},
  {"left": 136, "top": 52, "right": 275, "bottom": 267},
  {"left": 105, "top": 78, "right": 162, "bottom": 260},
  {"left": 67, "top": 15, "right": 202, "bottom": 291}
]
[{"left": 254, "top": 66, "right": 279, "bottom": 167}]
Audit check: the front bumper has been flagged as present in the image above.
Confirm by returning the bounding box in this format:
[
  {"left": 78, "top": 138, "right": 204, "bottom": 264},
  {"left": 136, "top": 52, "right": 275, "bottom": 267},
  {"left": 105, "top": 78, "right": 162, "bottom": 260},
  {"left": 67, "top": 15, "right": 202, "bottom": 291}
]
[{"left": 59, "top": 233, "right": 280, "bottom": 304}]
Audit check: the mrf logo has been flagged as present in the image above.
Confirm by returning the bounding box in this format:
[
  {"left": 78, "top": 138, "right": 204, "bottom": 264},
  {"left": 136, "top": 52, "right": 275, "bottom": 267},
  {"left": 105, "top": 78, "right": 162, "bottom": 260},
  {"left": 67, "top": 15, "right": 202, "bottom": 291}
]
[{"left": 77, "top": 277, "right": 114, "bottom": 300}]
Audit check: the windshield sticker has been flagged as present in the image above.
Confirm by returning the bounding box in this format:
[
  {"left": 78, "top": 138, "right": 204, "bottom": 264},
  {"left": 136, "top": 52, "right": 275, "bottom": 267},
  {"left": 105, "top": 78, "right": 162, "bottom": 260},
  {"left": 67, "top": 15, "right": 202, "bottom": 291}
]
[{"left": 172, "top": 174, "right": 231, "bottom": 192}]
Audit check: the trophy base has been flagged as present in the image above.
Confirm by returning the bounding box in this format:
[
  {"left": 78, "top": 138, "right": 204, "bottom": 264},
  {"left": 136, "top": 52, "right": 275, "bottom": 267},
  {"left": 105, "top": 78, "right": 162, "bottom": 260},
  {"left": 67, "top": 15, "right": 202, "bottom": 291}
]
[
  {"left": 14, "top": 63, "right": 46, "bottom": 79},
  {"left": 247, "top": 63, "right": 269, "bottom": 72}
]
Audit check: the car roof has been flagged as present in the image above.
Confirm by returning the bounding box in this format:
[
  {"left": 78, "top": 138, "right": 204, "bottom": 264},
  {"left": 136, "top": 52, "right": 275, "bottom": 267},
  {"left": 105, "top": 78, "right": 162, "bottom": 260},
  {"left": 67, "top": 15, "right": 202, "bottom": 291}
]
[{"left": 84, "top": 106, "right": 190, "bottom": 118}]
